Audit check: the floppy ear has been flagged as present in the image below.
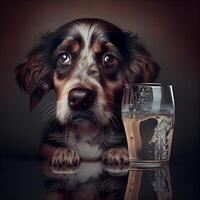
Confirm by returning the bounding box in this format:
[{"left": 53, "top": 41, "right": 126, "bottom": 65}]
[
  {"left": 124, "top": 32, "right": 160, "bottom": 83},
  {"left": 15, "top": 47, "right": 54, "bottom": 110}
]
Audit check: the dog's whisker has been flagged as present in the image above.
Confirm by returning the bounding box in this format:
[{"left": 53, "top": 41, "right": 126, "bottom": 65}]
[
  {"left": 98, "top": 100, "right": 122, "bottom": 109},
  {"left": 42, "top": 104, "right": 56, "bottom": 119},
  {"left": 41, "top": 101, "right": 57, "bottom": 112},
  {"left": 109, "top": 113, "right": 120, "bottom": 128},
  {"left": 43, "top": 110, "right": 56, "bottom": 122},
  {"left": 101, "top": 109, "right": 120, "bottom": 129},
  {"left": 92, "top": 102, "right": 119, "bottom": 120},
  {"left": 111, "top": 111, "right": 121, "bottom": 119},
  {"left": 43, "top": 108, "right": 56, "bottom": 121},
  {"left": 44, "top": 115, "right": 55, "bottom": 123},
  {"left": 42, "top": 107, "right": 56, "bottom": 118},
  {"left": 90, "top": 112, "right": 99, "bottom": 125},
  {"left": 43, "top": 104, "right": 56, "bottom": 112}
]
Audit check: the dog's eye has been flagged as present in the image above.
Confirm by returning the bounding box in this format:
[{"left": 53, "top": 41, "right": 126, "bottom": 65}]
[
  {"left": 58, "top": 52, "right": 71, "bottom": 65},
  {"left": 103, "top": 54, "right": 118, "bottom": 66}
]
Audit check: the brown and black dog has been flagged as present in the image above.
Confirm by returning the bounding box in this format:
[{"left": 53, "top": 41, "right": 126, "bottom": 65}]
[{"left": 16, "top": 18, "right": 159, "bottom": 167}]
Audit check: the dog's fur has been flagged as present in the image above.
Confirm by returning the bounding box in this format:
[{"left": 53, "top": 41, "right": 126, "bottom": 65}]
[{"left": 16, "top": 18, "right": 159, "bottom": 166}]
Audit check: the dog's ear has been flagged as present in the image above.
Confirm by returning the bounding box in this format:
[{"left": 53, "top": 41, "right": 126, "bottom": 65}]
[
  {"left": 15, "top": 33, "right": 55, "bottom": 110},
  {"left": 16, "top": 57, "right": 53, "bottom": 110},
  {"left": 124, "top": 32, "right": 160, "bottom": 83}
]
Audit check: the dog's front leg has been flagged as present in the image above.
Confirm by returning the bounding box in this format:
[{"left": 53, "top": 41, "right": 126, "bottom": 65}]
[
  {"left": 102, "top": 147, "right": 129, "bottom": 165},
  {"left": 40, "top": 144, "right": 80, "bottom": 167}
]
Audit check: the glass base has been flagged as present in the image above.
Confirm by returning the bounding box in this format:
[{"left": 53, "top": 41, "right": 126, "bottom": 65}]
[{"left": 129, "top": 160, "right": 169, "bottom": 169}]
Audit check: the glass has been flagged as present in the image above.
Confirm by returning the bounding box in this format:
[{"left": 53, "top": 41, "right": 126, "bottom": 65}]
[{"left": 121, "top": 83, "right": 175, "bottom": 167}]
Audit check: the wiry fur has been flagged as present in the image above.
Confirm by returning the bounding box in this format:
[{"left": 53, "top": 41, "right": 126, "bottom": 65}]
[{"left": 16, "top": 18, "right": 160, "bottom": 166}]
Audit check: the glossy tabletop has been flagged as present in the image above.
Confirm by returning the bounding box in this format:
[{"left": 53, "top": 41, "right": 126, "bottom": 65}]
[{"left": 1, "top": 158, "right": 198, "bottom": 200}]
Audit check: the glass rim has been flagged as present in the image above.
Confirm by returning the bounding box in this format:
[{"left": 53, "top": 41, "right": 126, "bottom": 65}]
[{"left": 123, "top": 83, "right": 173, "bottom": 88}]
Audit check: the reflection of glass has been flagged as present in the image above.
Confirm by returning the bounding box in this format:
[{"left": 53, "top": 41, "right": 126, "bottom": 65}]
[
  {"left": 124, "top": 165, "right": 172, "bottom": 200},
  {"left": 121, "top": 83, "right": 175, "bottom": 167},
  {"left": 151, "top": 167, "right": 172, "bottom": 200},
  {"left": 124, "top": 170, "right": 143, "bottom": 200}
]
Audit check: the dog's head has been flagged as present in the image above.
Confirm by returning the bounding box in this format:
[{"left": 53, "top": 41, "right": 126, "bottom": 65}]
[{"left": 16, "top": 18, "right": 159, "bottom": 127}]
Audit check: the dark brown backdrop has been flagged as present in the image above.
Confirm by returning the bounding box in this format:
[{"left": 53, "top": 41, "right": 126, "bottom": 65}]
[{"left": 0, "top": 0, "right": 199, "bottom": 162}]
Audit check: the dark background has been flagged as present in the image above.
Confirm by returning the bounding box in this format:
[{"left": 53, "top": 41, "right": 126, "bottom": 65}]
[
  {"left": 0, "top": 0, "right": 199, "bottom": 198},
  {"left": 1, "top": 0, "right": 199, "bottom": 159}
]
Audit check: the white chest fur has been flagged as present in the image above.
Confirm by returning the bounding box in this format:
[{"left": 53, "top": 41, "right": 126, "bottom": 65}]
[
  {"left": 76, "top": 141, "right": 103, "bottom": 160},
  {"left": 67, "top": 127, "right": 103, "bottom": 160}
]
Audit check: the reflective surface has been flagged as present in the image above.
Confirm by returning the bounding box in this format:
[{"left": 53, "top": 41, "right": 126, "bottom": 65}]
[
  {"left": 42, "top": 162, "right": 172, "bottom": 200},
  {"left": 1, "top": 158, "right": 198, "bottom": 200}
]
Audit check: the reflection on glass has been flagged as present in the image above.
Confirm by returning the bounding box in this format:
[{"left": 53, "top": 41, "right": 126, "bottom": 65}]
[{"left": 124, "top": 165, "right": 172, "bottom": 200}]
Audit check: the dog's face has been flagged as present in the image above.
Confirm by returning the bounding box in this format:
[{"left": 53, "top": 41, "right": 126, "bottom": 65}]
[{"left": 16, "top": 18, "right": 159, "bottom": 127}]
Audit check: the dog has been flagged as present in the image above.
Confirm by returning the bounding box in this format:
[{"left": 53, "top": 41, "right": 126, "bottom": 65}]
[{"left": 15, "top": 18, "right": 159, "bottom": 167}]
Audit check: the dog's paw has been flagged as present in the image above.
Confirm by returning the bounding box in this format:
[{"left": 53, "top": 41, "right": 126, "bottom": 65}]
[
  {"left": 50, "top": 147, "right": 80, "bottom": 167},
  {"left": 102, "top": 147, "right": 129, "bottom": 165}
]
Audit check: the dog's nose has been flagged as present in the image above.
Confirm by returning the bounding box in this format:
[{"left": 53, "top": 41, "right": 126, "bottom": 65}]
[{"left": 68, "top": 88, "right": 96, "bottom": 110}]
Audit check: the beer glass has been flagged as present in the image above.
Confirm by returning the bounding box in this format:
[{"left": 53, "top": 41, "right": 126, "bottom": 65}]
[{"left": 121, "top": 83, "right": 175, "bottom": 167}]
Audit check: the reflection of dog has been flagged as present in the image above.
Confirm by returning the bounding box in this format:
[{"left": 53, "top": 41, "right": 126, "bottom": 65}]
[
  {"left": 42, "top": 161, "right": 128, "bottom": 200},
  {"left": 16, "top": 18, "right": 159, "bottom": 166}
]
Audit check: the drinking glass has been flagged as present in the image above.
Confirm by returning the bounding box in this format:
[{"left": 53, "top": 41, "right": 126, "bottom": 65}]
[{"left": 121, "top": 83, "right": 175, "bottom": 167}]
